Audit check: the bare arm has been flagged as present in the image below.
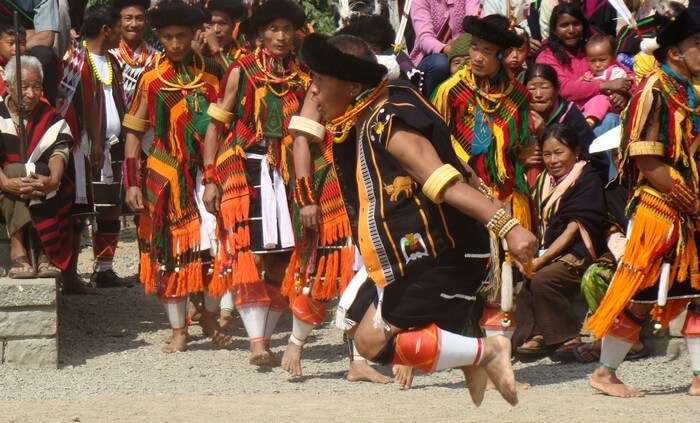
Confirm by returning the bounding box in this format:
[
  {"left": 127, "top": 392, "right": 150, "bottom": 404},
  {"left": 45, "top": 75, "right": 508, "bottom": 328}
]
[
  {"left": 202, "top": 68, "right": 240, "bottom": 213},
  {"left": 123, "top": 89, "right": 150, "bottom": 211},
  {"left": 535, "top": 221, "right": 578, "bottom": 270},
  {"left": 635, "top": 155, "right": 674, "bottom": 194},
  {"left": 203, "top": 68, "right": 240, "bottom": 167},
  {"left": 386, "top": 125, "right": 537, "bottom": 263},
  {"left": 26, "top": 30, "right": 56, "bottom": 49},
  {"left": 291, "top": 93, "right": 323, "bottom": 229}
]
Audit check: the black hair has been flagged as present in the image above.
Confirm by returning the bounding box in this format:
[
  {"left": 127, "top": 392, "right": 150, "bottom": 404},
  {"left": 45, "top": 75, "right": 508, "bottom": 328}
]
[
  {"left": 0, "top": 18, "right": 26, "bottom": 38},
  {"left": 81, "top": 5, "right": 120, "bottom": 38},
  {"left": 586, "top": 33, "right": 615, "bottom": 54},
  {"left": 654, "top": 1, "right": 688, "bottom": 63},
  {"left": 540, "top": 123, "right": 580, "bottom": 152},
  {"left": 545, "top": 3, "right": 591, "bottom": 67},
  {"left": 524, "top": 63, "right": 560, "bottom": 90},
  {"left": 335, "top": 14, "right": 395, "bottom": 53}
]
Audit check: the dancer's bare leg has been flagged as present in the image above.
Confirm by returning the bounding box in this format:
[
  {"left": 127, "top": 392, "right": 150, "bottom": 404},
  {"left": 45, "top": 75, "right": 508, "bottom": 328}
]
[
  {"left": 391, "top": 364, "right": 414, "bottom": 389},
  {"left": 589, "top": 366, "right": 644, "bottom": 397},
  {"left": 162, "top": 327, "right": 188, "bottom": 353}
]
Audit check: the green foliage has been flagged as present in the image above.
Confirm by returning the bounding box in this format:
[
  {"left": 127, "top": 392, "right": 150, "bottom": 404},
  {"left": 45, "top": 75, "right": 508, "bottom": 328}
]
[{"left": 300, "top": 0, "right": 337, "bottom": 34}]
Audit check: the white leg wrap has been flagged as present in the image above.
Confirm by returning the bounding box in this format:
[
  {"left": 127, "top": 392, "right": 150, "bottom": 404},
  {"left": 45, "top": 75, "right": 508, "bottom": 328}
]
[
  {"left": 264, "top": 309, "right": 283, "bottom": 340},
  {"left": 220, "top": 291, "right": 234, "bottom": 312},
  {"left": 600, "top": 335, "right": 633, "bottom": 371},
  {"left": 352, "top": 342, "right": 365, "bottom": 361},
  {"left": 163, "top": 299, "right": 187, "bottom": 329},
  {"left": 484, "top": 328, "right": 514, "bottom": 339},
  {"left": 290, "top": 316, "right": 314, "bottom": 346},
  {"left": 239, "top": 304, "right": 269, "bottom": 341},
  {"left": 203, "top": 291, "right": 220, "bottom": 313},
  {"left": 434, "top": 330, "right": 484, "bottom": 371},
  {"left": 686, "top": 336, "right": 700, "bottom": 375}
]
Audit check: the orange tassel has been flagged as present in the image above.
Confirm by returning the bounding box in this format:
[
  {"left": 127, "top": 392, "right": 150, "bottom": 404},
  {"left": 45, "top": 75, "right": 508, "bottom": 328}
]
[{"left": 312, "top": 255, "right": 327, "bottom": 299}]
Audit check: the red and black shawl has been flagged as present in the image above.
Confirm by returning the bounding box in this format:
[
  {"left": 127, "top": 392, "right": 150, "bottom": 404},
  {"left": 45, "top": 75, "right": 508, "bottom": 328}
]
[{"left": 0, "top": 98, "right": 75, "bottom": 270}]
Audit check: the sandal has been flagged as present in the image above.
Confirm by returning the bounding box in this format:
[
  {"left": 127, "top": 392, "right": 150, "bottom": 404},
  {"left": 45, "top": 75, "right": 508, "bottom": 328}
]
[
  {"left": 517, "top": 335, "right": 553, "bottom": 355},
  {"left": 573, "top": 341, "right": 601, "bottom": 364},
  {"left": 8, "top": 256, "right": 37, "bottom": 279},
  {"left": 550, "top": 338, "right": 583, "bottom": 362},
  {"left": 37, "top": 255, "right": 60, "bottom": 278}
]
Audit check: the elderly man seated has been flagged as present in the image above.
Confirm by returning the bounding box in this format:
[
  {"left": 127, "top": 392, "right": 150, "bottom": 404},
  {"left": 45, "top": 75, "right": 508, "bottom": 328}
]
[{"left": 0, "top": 55, "right": 73, "bottom": 279}]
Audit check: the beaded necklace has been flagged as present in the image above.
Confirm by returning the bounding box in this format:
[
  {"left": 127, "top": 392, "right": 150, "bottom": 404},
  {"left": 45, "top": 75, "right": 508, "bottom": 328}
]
[
  {"left": 326, "top": 80, "right": 388, "bottom": 144},
  {"left": 83, "top": 40, "right": 113, "bottom": 86},
  {"left": 155, "top": 52, "right": 206, "bottom": 92},
  {"left": 253, "top": 48, "right": 300, "bottom": 97},
  {"left": 118, "top": 39, "right": 149, "bottom": 68}
]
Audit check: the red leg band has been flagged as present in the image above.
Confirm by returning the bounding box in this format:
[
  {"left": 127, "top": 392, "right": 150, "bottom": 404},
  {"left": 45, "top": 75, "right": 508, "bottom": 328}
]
[
  {"left": 292, "top": 294, "right": 326, "bottom": 325},
  {"left": 266, "top": 283, "right": 289, "bottom": 312},
  {"left": 234, "top": 281, "right": 271, "bottom": 307},
  {"left": 393, "top": 323, "right": 440, "bottom": 373},
  {"left": 609, "top": 312, "right": 643, "bottom": 343},
  {"left": 682, "top": 310, "right": 700, "bottom": 337}
]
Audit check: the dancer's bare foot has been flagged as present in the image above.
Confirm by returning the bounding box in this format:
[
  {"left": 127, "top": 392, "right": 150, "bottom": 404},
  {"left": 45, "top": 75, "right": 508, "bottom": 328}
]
[
  {"left": 162, "top": 328, "right": 188, "bottom": 353},
  {"left": 200, "top": 311, "right": 232, "bottom": 348},
  {"left": 480, "top": 336, "right": 518, "bottom": 406},
  {"left": 589, "top": 367, "right": 644, "bottom": 397},
  {"left": 249, "top": 339, "right": 274, "bottom": 366},
  {"left": 346, "top": 360, "right": 391, "bottom": 383},
  {"left": 281, "top": 342, "right": 303, "bottom": 377},
  {"left": 689, "top": 375, "right": 700, "bottom": 396},
  {"left": 462, "top": 365, "right": 488, "bottom": 406},
  {"left": 392, "top": 364, "right": 414, "bottom": 389}
]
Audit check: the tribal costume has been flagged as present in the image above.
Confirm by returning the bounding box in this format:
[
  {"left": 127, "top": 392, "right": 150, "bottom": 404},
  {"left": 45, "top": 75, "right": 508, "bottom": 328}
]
[
  {"left": 125, "top": 52, "right": 223, "bottom": 297},
  {"left": 0, "top": 97, "right": 74, "bottom": 270},
  {"left": 302, "top": 34, "right": 507, "bottom": 387},
  {"left": 432, "top": 14, "right": 529, "bottom": 340},
  {"left": 111, "top": 40, "right": 158, "bottom": 107},
  {"left": 204, "top": 0, "right": 248, "bottom": 76},
  {"left": 56, "top": 38, "right": 127, "bottom": 281},
  {"left": 208, "top": 0, "right": 308, "bottom": 351},
  {"left": 586, "top": 5, "right": 700, "bottom": 385}
]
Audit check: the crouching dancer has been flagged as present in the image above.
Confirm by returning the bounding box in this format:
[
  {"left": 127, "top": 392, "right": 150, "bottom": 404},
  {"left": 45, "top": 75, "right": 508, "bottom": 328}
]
[
  {"left": 300, "top": 33, "right": 537, "bottom": 405},
  {"left": 122, "top": 0, "right": 228, "bottom": 353}
]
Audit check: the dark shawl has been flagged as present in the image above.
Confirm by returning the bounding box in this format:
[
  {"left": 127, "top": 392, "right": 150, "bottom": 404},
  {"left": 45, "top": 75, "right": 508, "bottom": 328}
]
[{"left": 533, "top": 162, "right": 606, "bottom": 261}]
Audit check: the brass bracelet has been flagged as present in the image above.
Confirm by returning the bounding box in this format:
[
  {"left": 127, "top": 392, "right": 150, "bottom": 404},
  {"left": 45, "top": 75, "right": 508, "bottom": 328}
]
[
  {"left": 294, "top": 176, "right": 317, "bottom": 207},
  {"left": 422, "top": 164, "right": 463, "bottom": 203},
  {"left": 207, "top": 103, "right": 234, "bottom": 125},
  {"left": 122, "top": 113, "right": 149, "bottom": 133},
  {"left": 498, "top": 218, "right": 520, "bottom": 239}
]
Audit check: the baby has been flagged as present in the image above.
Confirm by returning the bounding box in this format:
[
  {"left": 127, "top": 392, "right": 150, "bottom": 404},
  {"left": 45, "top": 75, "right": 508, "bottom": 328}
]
[
  {"left": 580, "top": 34, "right": 630, "bottom": 126},
  {"left": 584, "top": 34, "right": 628, "bottom": 81}
]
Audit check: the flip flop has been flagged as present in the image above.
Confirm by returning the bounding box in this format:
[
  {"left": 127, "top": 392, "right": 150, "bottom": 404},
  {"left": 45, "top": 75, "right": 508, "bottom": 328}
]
[
  {"left": 573, "top": 342, "right": 600, "bottom": 364},
  {"left": 517, "top": 336, "right": 553, "bottom": 355},
  {"left": 550, "top": 339, "right": 583, "bottom": 362},
  {"left": 8, "top": 256, "right": 36, "bottom": 279},
  {"left": 37, "top": 255, "right": 60, "bottom": 278}
]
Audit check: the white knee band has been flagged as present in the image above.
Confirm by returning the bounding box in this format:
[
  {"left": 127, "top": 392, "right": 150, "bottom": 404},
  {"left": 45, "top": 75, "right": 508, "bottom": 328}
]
[
  {"left": 239, "top": 304, "right": 269, "bottom": 341},
  {"left": 163, "top": 299, "right": 187, "bottom": 329},
  {"left": 686, "top": 337, "right": 700, "bottom": 375},
  {"left": 290, "top": 316, "right": 314, "bottom": 346},
  {"left": 434, "top": 330, "right": 484, "bottom": 371},
  {"left": 600, "top": 335, "right": 633, "bottom": 371},
  {"left": 220, "top": 291, "right": 234, "bottom": 312}
]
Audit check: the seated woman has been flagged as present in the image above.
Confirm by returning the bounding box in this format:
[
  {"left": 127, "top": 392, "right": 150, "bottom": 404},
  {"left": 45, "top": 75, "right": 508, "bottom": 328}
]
[
  {"left": 524, "top": 63, "right": 608, "bottom": 182},
  {"left": 0, "top": 55, "right": 73, "bottom": 279},
  {"left": 513, "top": 124, "right": 606, "bottom": 358},
  {"left": 535, "top": 4, "right": 630, "bottom": 135}
]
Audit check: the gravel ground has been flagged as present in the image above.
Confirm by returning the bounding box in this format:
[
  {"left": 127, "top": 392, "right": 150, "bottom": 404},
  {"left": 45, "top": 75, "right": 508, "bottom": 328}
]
[{"left": 0, "top": 227, "right": 698, "bottom": 421}]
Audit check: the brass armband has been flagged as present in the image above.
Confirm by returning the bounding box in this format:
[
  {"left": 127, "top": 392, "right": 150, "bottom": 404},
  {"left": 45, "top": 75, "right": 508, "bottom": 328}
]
[
  {"left": 207, "top": 103, "right": 234, "bottom": 125},
  {"left": 288, "top": 115, "right": 326, "bottom": 143},
  {"left": 122, "top": 114, "right": 149, "bottom": 133},
  {"left": 422, "top": 164, "right": 463, "bottom": 203},
  {"left": 628, "top": 141, "right": 665, "bottom": 157}
]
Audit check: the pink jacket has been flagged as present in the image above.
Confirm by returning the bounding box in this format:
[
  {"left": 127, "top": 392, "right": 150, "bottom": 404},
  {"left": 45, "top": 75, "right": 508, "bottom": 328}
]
[
  {"left": 535, "top": 47, "right": 602, "bottom": 109},
  {"left": 409, "top": 0, "right": 480, "bottom": 65}
]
